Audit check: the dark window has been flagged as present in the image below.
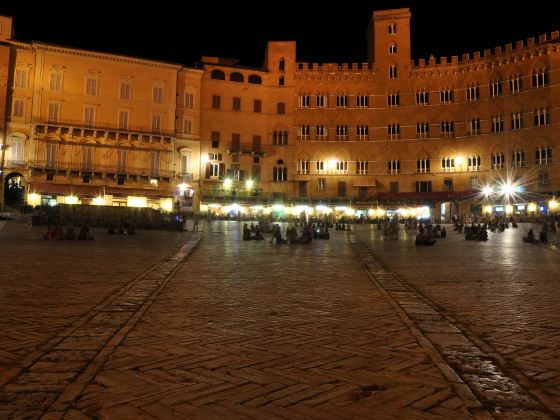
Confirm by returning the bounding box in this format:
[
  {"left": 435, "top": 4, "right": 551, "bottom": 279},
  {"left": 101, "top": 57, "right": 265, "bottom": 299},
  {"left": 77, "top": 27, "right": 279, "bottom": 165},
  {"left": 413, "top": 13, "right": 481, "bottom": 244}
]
[
  {"left": 444, "top": 179, "right": 454, "bottom": 191},
  {"left": 232, "top": 97, "right": 241, "bottom": 111},
  {"left": 210, "top": 70, "right": 225, "bottom": 80},
  {"left": 212, "top": 95, "right": 221, "bottom": 109},
  {"left": 231, "top": 133, "right": 240, "bottom": 150},
  {"left": 358, "top": 187, "right": 367, "bottom": 201},
  {"left": 82, "top": 175, "right": 90, "bottom": 183},
  {"left": 211, "top": 131, "right": 220, "bottom": 148},
  {"left": 390, "top": 182, "right": 398, "bottom": 193},
  {"left": 230, "top": 72, "right": 244, "bottom": 83},
  {"left": 279, "top": 58, "right": 285, "bottom": 71},
  {"left": 279, "top": 76, "right": 285, "bottom": 86},
  {"left": 338, "top": 181, "right": 346, "bottom": 197},
  {"left": 46, "top": 172, "right": 54, "bottom": 181},
  {"left": 415, "top": 181, "right": 432, "bottom": 192},
  {"left": 248, "top": 74, "right": 262, "bottom": 84},
  {"left": 254, "top": 99, "right": 262, "bottom": 113},
  {"left": 277, "top": 102, "right": 285, "bottom": 114},
  {"left": 117, "top": 175, "right": 125, "bottom": 185},
  {"left": 252, "top": 135, "right": 261, "bottom": 153}
]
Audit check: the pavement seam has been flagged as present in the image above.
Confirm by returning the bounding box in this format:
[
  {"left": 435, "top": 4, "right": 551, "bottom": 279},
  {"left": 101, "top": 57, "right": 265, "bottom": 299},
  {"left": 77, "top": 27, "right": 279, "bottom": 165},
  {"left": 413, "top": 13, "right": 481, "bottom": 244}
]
[
  {"left": 0, "top": 232, "right": 201, "bottom": 418},
  {"left": 350, "top": 230, "right": 560, "bottom": 419},
  {"left": 348, "top": 233, "right": 488, "bottom": 418}
]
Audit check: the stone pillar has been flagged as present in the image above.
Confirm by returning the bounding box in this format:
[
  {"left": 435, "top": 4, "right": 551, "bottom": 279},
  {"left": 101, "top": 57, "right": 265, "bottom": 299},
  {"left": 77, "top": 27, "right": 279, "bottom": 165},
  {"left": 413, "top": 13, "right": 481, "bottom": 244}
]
[{"left": 433, "top": 200, "right": 442, "bottom": 223}]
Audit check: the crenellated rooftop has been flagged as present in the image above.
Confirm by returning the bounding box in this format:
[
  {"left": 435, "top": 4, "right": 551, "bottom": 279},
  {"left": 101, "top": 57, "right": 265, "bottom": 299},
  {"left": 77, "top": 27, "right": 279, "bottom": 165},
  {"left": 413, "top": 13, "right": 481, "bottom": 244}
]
[{"left": 295, "top": 30, "right": 560, "bottom": 74}]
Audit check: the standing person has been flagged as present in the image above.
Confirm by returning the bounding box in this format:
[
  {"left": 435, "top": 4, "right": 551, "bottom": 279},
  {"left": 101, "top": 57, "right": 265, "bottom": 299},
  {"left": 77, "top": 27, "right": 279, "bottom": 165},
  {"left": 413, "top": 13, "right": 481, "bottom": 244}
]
[{"left": 193, "top": 213, "right": 200, "bottom": 232}]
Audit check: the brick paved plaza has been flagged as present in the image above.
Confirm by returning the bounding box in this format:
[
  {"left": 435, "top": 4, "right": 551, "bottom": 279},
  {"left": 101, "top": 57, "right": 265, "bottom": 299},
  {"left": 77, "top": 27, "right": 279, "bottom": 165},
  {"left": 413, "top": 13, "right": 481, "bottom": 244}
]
[{"left": 1, "top": 219, "right": 559, "bottom": 418}]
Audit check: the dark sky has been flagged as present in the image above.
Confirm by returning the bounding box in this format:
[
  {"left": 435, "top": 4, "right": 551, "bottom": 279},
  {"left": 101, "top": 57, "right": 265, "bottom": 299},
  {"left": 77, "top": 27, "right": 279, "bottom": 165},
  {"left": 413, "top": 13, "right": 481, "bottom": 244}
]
[{"left": 1, "top": 1, "right": 558, "bottom": 68}]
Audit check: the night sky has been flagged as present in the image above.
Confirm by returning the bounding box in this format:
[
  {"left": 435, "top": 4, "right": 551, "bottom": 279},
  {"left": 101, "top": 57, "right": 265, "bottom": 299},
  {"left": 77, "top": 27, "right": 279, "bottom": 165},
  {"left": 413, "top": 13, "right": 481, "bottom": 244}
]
[{"left": 1, "top": 1, "right": 558, "bottom": 68}]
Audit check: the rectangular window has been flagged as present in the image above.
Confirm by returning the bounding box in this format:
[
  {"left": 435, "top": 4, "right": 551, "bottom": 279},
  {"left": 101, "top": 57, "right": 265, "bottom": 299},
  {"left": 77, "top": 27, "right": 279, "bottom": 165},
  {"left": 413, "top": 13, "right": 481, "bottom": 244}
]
[
  {"left": 232, "top": 97, "right": 241, "bottom": 111},
  {"left": 387, "top": 160, "right": 401, "bottom": 174},
  {"left": 356, "top": 94, "right": 369, "bottom": 108},
  {"left": 120, "top": 81, "right": 131, "bottom": 100},
  {"left": 490, "top": 80, "right": 502, "bottom": 97},
  {"left": 231, "top": 133, "right": 240, "bottom": 150},
  {"left": 252, "top": 135, "right": 261, "bottom": 153},
  {"left": 298, "top": 95, "right": 310, "bottom": 108},
  {"left": 153, "top": 86, "right": 164, "bottom": 104},
  {"left": 47, "top": 102, "right": 60, "bottom": 123},
  {"left": 212, "top": 95, "right": 221, "bottom": 109},
  {"left": 277, "top": 102, "right": 285, "bottom": 114},
  {"left": 356, "top": 125, "right": 369, "bottom": 141},
  {"left": 356, "top": 160, "right": 368, "bottom": 175},
  {"left": 183, "top": 118, "right": 192, "bottom": 134},
  {"left": 470, "top": 118, "right": 481, "bottom": 136},
  {"left": 335, "top": 161, "right": 348, "bottom": 174},
  {"left": 316, "top": 125, "right": 328, "bottom": 140},
  {"left": 85, "top": 78, "right": 98, "bottom": 96},
  {"left": 443, "top": 179, "right": 454, "bottom": 191},
  {"left": 492, "top": 153, "right": 505, "bottom": 169},
  {"left": 185, "top": 92, "right": 194, "bottom": 109},
  {"left": 84, "top": 105, "right": 95, "bottom": 127},
  {"left": 509, "top": 75, "right": 521, "bottom": 94},
  {"left": 50, "top": 73, "right": 63, "bottom": 91},
  {"left": 417, "top": 159, "right": 430, "bottom": 173},
  {"left": 416, "top": 122, "right": 429, "bottom": 139},
  {"left": 316, "top": 95, "right": 327, "bottom": 108},
  {"left": 317, "top": 178, "right": 325, "bottom": 191},
  {"left": 297, "top": 160, "right": 310, "bottom": 174},
  {"left": 298, "top": 125, "right": 310, "bottom": 140},
  {"left": 253, "top": 99, "right": 262, "bottom": 113},
  {"left": 491, "top": 116, "right": 504, "bottom": 133},
  {"left": 416, "top": 181, "right": 432, "bottom": 192},
  {"left": 338, "top": 181, "right": 346, "bottom": 197},
  {"left": 316, "top": 161, "right": 326, "bottom": 174},
  {"left": 390, "top": 182, "right": 398, "bottom": 193},
  {"left": 336, "top": 95, "right": 348, "bottom": 108},
  {"left": 13, "top": 98, "right": 25, "bottom": 117},
  {"left": 150, "top": 151, "right": 160, "bottom": 176},
  {"left": 470, "top": 177, "right": 478, "bottom": 190},
  {"left": 211, "top": 131, "right": 220, "bottom": 148},
  {"left": 441, "top": 158, "right": 455, "bottom": 172},
  {"left": 82, "top": 146, "right": 94, "bottom": 171},
  {"left": 118, "top": 110, "right": 129, "bottom": 130},
  {"left": 117, "top": 149, "right": 128, "bottom": 173},
  {"left": 180, "top": 152, "right": 192, "bottom": 175},
  {"left": 415, "top": 90, "right": 428, "bottom": 105},
  {"left": 440, "top": 88, "right": 453, "bottom": 103},
  {"left": 14, "top": 69, "right": 28, "bottom": 89},
  {"left": 46, "top": 143, "right": 58, "bottom": 168},
  {"left": 468, "top": 156, "right": 481, "bottom": 171},
  {"left": 151, "top": 114, "right": 162, "bottom": 134},
  {"left": 511, "top": 112, "right": 523, "bottom": 130}
]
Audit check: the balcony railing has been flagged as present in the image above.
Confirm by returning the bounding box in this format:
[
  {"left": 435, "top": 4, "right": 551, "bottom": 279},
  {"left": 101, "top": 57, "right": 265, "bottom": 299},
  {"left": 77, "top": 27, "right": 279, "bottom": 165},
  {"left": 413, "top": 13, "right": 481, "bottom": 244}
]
[
  {"left": 32, "top": 118, "right": 176, "bottom": 138},
  {"left": 29, "top": 160, "right": 174, "bottom": 178}
]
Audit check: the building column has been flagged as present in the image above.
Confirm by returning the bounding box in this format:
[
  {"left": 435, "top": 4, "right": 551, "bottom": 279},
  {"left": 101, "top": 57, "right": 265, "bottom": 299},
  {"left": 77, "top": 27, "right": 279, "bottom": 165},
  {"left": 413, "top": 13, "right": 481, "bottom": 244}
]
[{"left": 433, "top": 200, "right": 442, "bottom": 224}]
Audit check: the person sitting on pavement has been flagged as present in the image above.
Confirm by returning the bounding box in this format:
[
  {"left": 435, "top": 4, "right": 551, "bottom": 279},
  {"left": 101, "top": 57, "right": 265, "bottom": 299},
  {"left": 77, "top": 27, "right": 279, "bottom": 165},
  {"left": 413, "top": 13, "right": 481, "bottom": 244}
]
[
  {"left": 243, "top": 223, "right": 252, "bottom": 240},
  {"left": 523, "top": 228, "right": 536, "bottom": 243},
  {"left": 107, "top": 224, "right": 116, "bottom": 234},
  {"left": 253, "top": 224, "right": 264, "bottom": 240},
  {"left": 270, "top": 225, "right": 286, "bottom": 244},
  {"left": 64, "top": 225, "right": 76, "bottom": 240},
  {"left": 44, "top": 223, "right": 63, "bottom": 240},
  {"left": 287, "top": 226, "right": 299, "bottom": 244},
  {"left": 298, "top": 226, "right": 313, "bottom": 244},
  {"left": 539, "top": 228, "right": 548, "bottom": 244},
  {"left": 78, "top": 223, "right": 95, "bottom": 240}
]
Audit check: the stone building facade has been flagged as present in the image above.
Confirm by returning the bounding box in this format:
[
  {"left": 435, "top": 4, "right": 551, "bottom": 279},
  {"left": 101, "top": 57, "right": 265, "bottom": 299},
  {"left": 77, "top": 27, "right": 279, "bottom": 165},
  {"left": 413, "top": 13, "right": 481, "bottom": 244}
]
[{"left": 1, "top": 8, "right": 559, "bottom": 219}]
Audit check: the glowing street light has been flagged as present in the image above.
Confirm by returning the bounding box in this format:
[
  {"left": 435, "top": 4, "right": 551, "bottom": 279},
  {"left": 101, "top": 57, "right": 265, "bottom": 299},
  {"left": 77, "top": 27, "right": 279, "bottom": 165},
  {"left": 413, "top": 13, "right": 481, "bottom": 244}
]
[
  {"left": 500, "top": 182, "right": 514, "bottom": 197},
  {"left": 245, "top": 179, "right": 254, "bottom": 190},
  {"left": 550, "top": 199, "right": 559, "bottom": 211},
  {"left": 527, "top": 203, "right": 537, "bottom": 213},
  {"left": 483, "top": 205, "right": 493, "bottom": 214},
  {"left": 482, "top": 185, "right": 493, "bottom": 197},
  {"left": 223, "top": 178, "right": 232, "bottom": 189}
]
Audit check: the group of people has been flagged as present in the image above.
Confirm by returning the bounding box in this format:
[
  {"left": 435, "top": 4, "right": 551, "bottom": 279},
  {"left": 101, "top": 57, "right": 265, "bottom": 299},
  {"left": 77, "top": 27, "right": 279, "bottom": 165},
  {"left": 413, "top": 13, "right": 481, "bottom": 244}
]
[
  {"left": 523, "top": 226, "right": 548, "bottom": 244},
  {"left": 242, "top": 223, "right": 264, "bottom": 240},
  {"left": 44, "top": 223, "right": 94, "bottom": 240},
  {"left": 464, "top": 224, "right": 489, "bottom": 241},
  {"left": 415, "top": 224, "right": 445, "bottom": 246},
  {"left": 107, "top": 220, "right": 136, "bottom": 235}
]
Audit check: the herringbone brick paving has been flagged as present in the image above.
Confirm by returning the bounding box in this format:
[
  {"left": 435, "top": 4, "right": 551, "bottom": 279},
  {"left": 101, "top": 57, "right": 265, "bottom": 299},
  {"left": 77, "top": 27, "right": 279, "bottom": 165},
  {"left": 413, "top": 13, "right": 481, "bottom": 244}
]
[
  {"left": 1, "top": 220, "right": 559, "bottom": 418},
  {"left": 70, "top": 222, "right": 478, "bottom": 418}
]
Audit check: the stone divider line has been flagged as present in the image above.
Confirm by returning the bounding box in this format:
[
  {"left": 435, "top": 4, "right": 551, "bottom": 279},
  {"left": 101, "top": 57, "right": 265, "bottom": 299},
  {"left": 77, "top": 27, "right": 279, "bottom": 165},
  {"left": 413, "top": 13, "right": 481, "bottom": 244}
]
[
  {"left": 0, "top": 232, "right": 201, "bottom": 418},
  {"left": 349, "top": 231, "right": 559, "bottom": 418}
]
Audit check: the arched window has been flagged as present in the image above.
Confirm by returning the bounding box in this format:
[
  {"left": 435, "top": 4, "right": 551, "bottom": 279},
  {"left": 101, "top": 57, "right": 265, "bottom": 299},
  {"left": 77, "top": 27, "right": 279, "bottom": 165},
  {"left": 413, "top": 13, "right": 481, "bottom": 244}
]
[
  {"left": 180, "top": 148, "right": 192, "bottom": 175},
  {"left": 210, "top": 69, "right": 225, "bottom": 80},
  {"left": 388, "top": 23, "right": 396, "bottom": 34},
  {"left": 248, "top": 74, "right": 262, "bottom": 84},
  {"left": 279, "top": 58, "right": 285, "bottom": 71},
  {"left": 389, "top": 43, "right": 397, "bottom": 54},
  {"left": 230, "top": 72, "right": 244, "bottom": 83},
  {"left": 279, "top": 76, "right": 285, "bottom": 86}
]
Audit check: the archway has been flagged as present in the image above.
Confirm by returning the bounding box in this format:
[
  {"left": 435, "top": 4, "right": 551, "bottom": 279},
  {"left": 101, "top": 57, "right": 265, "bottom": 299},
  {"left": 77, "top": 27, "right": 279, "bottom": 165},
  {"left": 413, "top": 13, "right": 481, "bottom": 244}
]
[{"left": 3, "top": 173, "right": 26, "bottom": 207}]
